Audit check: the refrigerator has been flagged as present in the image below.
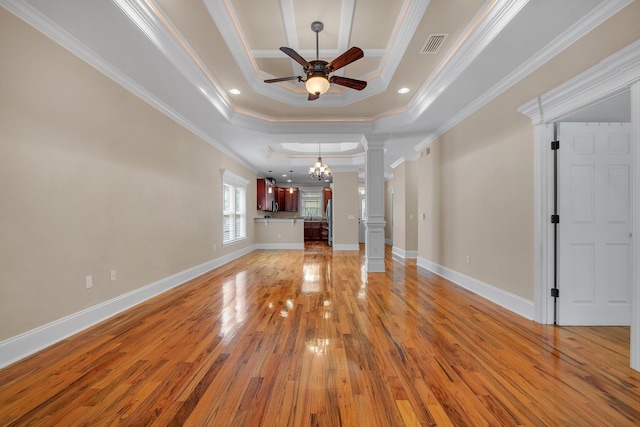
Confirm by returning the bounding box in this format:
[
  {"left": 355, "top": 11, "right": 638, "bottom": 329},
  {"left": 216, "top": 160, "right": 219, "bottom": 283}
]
[{"left": 326, "top": 199, "right": 333, "bottom": 247}]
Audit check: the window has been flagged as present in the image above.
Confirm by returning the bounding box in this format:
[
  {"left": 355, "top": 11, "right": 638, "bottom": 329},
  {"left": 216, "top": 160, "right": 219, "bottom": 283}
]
[
  {"left": 222, "top": 169, "right": 248, "bottom": 245},
  {"left": 301, "top": 191, "right": 322, "bottom": 217}
]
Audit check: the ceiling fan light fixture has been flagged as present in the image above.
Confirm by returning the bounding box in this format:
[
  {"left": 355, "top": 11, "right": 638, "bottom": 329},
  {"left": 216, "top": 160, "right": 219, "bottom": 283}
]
[{"left": 305, "top": 73, "right": 330, "bottom": 95}]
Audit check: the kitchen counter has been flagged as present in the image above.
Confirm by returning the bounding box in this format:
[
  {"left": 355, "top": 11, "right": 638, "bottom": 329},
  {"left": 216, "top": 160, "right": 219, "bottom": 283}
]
[
  {"left": 253, "top": 217, "right": 326, "bottom": 222},
  {"left": 254, "top": 217, "right": 301, "bottom": 223}
]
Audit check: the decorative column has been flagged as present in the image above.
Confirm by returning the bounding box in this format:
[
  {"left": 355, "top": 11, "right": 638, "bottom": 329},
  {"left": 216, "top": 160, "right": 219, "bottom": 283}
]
[{"left": 363, "top": 137, "right": 386, "bottom": 272}]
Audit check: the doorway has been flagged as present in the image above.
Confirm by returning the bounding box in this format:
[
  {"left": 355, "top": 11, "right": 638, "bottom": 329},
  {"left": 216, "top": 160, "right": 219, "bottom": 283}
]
[{"left": 519, "top": 41, "right": 640, "bottom": 370}]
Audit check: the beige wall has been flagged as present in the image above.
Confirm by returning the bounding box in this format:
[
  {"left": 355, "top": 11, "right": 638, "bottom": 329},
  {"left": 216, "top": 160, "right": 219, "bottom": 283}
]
[
  {"left": 332, "top": 172, "right": 359, "bottom": 248},
  {"left": 417, "top": 110, "right": 534, "bottom": 298},
  {"left": 416, "top": 1, "right": 640, "bottom": 301},
  {"left": 0, "top": 10, "right": 255, "bottom": 341}
]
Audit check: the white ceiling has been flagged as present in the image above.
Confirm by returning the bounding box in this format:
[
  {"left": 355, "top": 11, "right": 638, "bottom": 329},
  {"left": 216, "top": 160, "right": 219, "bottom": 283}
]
[{"left": 1, "top": 0, "right": 629, "bottom": 184}]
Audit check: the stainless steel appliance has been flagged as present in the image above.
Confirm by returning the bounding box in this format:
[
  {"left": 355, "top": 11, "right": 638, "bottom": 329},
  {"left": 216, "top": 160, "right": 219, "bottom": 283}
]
[{"left": 326, "top": 199, "right": 333, "bottom": 246}]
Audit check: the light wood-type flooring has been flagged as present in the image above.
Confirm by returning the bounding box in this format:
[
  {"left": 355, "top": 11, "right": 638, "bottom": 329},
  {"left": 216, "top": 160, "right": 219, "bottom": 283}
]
[{"left": 1, "top": 242, "right": 640, "bottom": 426}]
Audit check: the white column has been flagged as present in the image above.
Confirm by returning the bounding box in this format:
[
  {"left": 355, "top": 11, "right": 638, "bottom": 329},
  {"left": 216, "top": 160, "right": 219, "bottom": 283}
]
[
  {"left": 363, "top": 137, "right": 386, "bottom": 272},
  {"left": 631, "top": 82, "right": 640, "bottom": 372}
]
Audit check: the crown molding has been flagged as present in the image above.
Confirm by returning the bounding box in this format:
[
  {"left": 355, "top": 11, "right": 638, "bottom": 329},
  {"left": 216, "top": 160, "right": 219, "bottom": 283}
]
[
  {"left": 228, "top": 108, "right": 376, "bottom": 134},
  {"left": 519, "top": 39, "right": 640, "bottom": 125},
  {"left": 378, "top": 0, "right": 432, "bottom": 84},
  {"left": 413, "top": 0, "right": 633, "bottom": 151},
  {"left": 203, "top": 0, "right": 429, "bottom": 108},
  {"left": 114, "top": 0, "right": 233, "bottom": 120},
  {"left": 409, "top": 0, "right": 530, "bottom": 120},
  {"left": 446, "top": 0, "right": 633, "bottom": 128},
  {"left": 337, "top": 0, "right": 356, "bottom": 53},
  {"left": 390, "top": 157, "right": 406, "bottom": 169},
  {"left": 0, "top": 0, "right": 256, "bottom": 173}
]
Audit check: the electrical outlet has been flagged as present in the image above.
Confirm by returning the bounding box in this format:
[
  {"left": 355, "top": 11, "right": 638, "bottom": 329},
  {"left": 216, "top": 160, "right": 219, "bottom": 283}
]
[
  {"left": 110, "top": 270, "right": 116, "bottom": 282},
  {"left": 466, "top": 255, "right": 470, "bottom": 265},
  {"left": 85, "top": 275, "right": 92, "bottom": 289}
]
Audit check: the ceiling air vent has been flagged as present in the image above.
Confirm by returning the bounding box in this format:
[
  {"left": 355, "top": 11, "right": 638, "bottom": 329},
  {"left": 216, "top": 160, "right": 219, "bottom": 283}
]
[{"left": 420, "top": 33, "right": 448, "bottom": 54}]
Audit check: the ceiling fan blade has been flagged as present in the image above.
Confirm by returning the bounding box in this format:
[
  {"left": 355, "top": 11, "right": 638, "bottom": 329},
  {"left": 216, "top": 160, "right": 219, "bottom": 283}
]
[
  {"left": 308, "top": 93, "right": 320, "bottom": 101},
  {"left": 330, "top": 75, "right": 367, "bottom": 91},
  {"left": 326, "top": 47, "right": 364, "bottom": 72},
  {"left": 280, "top": 47, "right": 311, "bottom": 69},
  {"left": 264, "top": 76, "right": 301, "bottom": 83}
]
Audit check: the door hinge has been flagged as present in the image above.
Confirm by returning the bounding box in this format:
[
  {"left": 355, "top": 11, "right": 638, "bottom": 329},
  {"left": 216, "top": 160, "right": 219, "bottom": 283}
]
[
  {"left": 551, "top": 214, "right": 559, "bottom": 224},
  {"left": 551, "top": 288, "right": 559, "bottom": 298},
  {"left": 551, "top": 140, "right": 560, "bottom": 150}
]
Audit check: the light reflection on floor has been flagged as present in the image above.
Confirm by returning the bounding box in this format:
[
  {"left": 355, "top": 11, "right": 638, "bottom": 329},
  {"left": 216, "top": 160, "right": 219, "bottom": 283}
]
[
  {"left": 250, "top": 244, "right": 363, "bottom": 357},
  {"left": 220, "top": 270, "right": 247, "bottom": 340}
]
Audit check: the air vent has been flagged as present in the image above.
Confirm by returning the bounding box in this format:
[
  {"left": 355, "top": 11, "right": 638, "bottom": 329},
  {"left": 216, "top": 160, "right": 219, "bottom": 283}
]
[{"left": 420, "top": 34, "right": 448, "bottom": 54}]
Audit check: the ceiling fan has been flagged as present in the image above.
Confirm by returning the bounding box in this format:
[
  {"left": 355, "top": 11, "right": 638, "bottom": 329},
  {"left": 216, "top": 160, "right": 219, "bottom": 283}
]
[{"left": 264, "top": 21, "right": 367, "bottom": 101}]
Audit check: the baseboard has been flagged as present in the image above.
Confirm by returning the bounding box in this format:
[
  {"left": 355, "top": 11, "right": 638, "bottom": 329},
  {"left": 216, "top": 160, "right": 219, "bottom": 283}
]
[
  {"left": 255, "top": 243, "right": 305, "bottom": 250},
  {"left": 333, "top": 244, "right": 360, "bottom": 250},
  {"left": 416, "top": 257, "right": 534, "bottom": 320},
  {"left": 392, "top": 246, "right": 418, "bottom": 259},
  {"left": 0, "top": 244, "right": 256, "bottom": 369}
]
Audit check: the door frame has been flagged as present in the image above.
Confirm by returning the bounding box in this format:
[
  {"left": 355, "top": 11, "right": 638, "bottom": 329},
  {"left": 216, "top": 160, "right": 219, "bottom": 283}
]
[{"left": 518, "top": 40, "right": 640, "bottom": 370}]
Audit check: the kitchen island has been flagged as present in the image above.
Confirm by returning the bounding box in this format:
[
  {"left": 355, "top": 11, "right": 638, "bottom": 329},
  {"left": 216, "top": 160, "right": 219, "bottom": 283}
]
[
  {"left": 254, "top": 217, "right": 329, "bottom": 247},
  {"left": 254, "top": 218, "right": 304, "bottom": 249}
]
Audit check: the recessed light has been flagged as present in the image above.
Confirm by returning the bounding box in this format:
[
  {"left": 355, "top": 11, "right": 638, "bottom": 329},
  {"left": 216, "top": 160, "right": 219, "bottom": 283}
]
[
  {"left": 229, "top": 88, "right": 241, "bottom": 95},
  {"left": 398, "top": 87, "right": 410, "bottom": 94},
  {"left": 282, "top": 174, "right": 287, "bottom": 177}
]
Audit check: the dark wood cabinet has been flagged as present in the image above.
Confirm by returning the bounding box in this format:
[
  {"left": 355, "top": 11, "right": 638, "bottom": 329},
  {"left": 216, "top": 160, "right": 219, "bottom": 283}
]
[
  {"left": 284, "top": 188, "right": 299, "bottom": 212},
  {"left": 304, "top": 221, "right": 327, "bottom": 241},
  {"left": 277, "top": 187, "right": 286, "bottom": 211},
  {"left": 257, "top": 179, "right": 298, "bottom": 212},
  {"left": 257, "top": 178, "right": 276, "bottom": 211}
]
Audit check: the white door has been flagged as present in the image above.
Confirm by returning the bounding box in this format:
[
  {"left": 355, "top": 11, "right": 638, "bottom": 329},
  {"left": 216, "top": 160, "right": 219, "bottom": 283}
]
[{"left": 558, "top": 122, "right": 632, "bottom": 325}]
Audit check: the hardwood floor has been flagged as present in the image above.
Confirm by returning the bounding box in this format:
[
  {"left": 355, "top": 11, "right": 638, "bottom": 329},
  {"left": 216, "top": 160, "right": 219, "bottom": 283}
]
[{"left": 1, "top": 242, "right": 639, "bottom": 426}]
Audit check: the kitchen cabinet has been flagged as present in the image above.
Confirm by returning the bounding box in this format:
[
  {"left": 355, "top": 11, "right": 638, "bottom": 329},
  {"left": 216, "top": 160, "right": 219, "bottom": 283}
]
[
  {"left": 257, "top": 178, "right": 276, "bottom": 211},
  {"left": 304, "top": 221, "right": 327, "bottom": 241},
  {"left": 277, "top": 187, "right": 286, "bottom": 211},
  {"left": 284, "top": 188, "right": 299, "bottom": 212}
]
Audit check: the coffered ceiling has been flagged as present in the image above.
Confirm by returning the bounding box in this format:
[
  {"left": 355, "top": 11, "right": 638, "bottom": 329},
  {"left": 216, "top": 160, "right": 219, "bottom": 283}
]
[{"left": 1, "top": 0, "right": 627, "bottom": 183}]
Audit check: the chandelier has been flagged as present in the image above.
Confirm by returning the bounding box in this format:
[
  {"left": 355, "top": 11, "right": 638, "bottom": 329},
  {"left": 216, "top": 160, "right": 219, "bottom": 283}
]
[{"left": 309, "top": 143, "right": 332, "bottom": 181}]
